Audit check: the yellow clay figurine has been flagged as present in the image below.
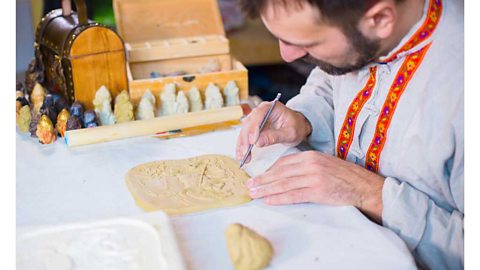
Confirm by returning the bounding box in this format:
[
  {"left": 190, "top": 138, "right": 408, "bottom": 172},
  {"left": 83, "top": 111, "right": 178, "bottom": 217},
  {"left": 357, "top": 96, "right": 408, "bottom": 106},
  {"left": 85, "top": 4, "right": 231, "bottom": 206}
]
[
  {"left": 36, "top": 115, "right": 57, "bottom": 144},
  {"left": 56, "top": 108, "right": 70, "bottom": 137},
  {"left": 16, "top": 105, "right": 31, "bottom": 133}
]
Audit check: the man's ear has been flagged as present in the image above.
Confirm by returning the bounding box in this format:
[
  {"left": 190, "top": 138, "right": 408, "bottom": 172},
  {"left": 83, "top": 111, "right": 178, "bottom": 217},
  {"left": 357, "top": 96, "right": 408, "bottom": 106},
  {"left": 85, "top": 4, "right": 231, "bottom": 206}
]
[{"left": 358, "top": 1, "right": 397, "bottom": 40}]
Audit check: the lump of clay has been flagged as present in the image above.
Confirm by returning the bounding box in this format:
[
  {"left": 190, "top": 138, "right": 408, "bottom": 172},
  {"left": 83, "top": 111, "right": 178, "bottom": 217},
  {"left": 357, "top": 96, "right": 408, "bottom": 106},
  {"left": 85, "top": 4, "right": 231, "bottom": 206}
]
[
  {"left": 205, "top": 83, "right": 224, "bottom": 110},
  {"left": 225, "top": 223, "right": 274, "bottom": 270},
  {"left": 36, "top": 114, "right": 57, "bottom": 144},
  {"left": 39, "top": 94, "right": 57, "bottom": 126},
  {"left": 31, "top": 82, "right": 46, "bottom": 115},
  {"left": 93, "top": 85, "right": 116, "bottom": 125},
  {"left": 198, "top": 59, "right": 221, "bottom": 74},
  {"left": 224, "top": 81, "right": 240, "bottom": 106},
  {"left": 114, "top": 90, "right": 134, "bottom": 123},
  {"left": 175, "top": 90, "right": 189, "bottom": 114},
  {"left": 56, "top": 108, "right": 70, "bottom": 137},
  {"left": 83, "top": 110, "right": 99, "bottom": 128},
  {"left": 125, "top": 154, "right": 251, "bottom": 214},
  {"left": 136, "top": 89, "right": 156, "bottom": 120},
  {"left": 188, "top": 86, "right": 203, "bottom": 112},
  {"left": 16, "top": 105, "right": 31, "bottom": 133},
  {"left": 159, "top": 83, "right": 177, "bottom": 116}
]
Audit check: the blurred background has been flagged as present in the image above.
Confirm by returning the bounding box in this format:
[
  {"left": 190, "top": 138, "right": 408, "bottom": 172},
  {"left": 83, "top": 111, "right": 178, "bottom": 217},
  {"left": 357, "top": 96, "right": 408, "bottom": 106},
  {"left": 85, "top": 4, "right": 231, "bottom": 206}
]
[{"left": 16, "top": 0, "right": 314, "bottom": 103}]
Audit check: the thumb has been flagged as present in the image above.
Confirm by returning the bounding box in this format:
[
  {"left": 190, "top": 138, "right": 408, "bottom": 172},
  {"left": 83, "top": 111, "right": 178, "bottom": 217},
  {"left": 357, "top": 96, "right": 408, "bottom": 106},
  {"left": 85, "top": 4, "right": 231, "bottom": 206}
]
[{"left": 256, "top": 128, "right": 294, "bottom": 147}]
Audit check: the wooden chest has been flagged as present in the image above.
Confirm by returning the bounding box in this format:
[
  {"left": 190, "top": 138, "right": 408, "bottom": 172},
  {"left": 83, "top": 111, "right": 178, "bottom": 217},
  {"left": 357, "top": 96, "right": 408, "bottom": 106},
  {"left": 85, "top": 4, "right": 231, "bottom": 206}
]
[
  {"left": 35, "top": 0, "right": 129, "bottom": 109},
  {"left": 112, "top": 0, "right": 249, "bottom": 106}
]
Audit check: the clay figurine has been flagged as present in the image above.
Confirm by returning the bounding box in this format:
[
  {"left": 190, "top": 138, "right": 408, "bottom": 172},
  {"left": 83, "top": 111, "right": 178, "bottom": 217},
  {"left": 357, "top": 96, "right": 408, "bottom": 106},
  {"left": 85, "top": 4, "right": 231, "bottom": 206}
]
[
  {"left": 198, "top": 59, "right": 221, "bottom": 73},
  {"left": 175, "top": 90, "right": 189, "bottom": 114},
  {"left": 205, "top": 83, "right": 224, "bottom": 110},
  {"left": 223, "top": 80, "right": 240, "bottom": 106},
  {"left": 83, "top": 110, "right": 99, "bottom": 128},
  {"left": 55, "top": 108, "right": 70, "bottom": 137},
  {"left": 39, "top": 94, "right": 57, "bottom": 126},
  {"left": 136, "top": 89, "right": 156, "bottom": 120},
  {"left": 36, "top": 114, "right": 57, "bottom": 144},
  {"left": 16, "top": 105, "right": 31, "bottom": 133},
  {"left": 188, "top": 86, "right": 203, "bottom": 112},
  {"left": 70, "top": 101, "right": 85, "bottom": 127},
  {"left": 159, "top": 83, "right": 177, "bottom": 116},
  {"left": 31, "top": 82, "right": 46, "bottom": 115},
  {"left": 93, "top": 85, "right": 116, "bottom": 125},
  {"left": 53, "top": 94, "right": 68, "bottom": 113},
  {"left": 16, "top": 96, "right": 29, "bottom": 117},
  {"left": 29, "top": 114, "right": 40, "bottom": 138},
  {"left": 114, "top": 90, "right": 134, "bottom": 123},
  {"left": 66, "top": 116, "right": 82, "bottom": 131}
]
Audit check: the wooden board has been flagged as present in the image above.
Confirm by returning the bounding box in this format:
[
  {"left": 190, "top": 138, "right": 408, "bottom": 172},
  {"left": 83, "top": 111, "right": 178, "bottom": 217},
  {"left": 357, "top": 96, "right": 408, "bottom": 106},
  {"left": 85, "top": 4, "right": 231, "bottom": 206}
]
[
  {"left": 129, "top": 54, "right": 232, "bottom": 80},
  {"left": 127, "top": 35, "right": 229, "bottom": 62},
  {"left": 128, "top": 59, "right": 248, "bottom": 106},
  {"left": 113, "top": 0, "right": 225, "bottom": 43}
]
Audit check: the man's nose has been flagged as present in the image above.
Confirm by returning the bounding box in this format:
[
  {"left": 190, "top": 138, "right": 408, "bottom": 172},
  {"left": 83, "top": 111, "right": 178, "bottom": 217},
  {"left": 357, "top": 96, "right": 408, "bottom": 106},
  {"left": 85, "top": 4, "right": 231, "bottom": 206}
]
[{"left": 279, "top": 41, "right": 307, "bottom": 62}]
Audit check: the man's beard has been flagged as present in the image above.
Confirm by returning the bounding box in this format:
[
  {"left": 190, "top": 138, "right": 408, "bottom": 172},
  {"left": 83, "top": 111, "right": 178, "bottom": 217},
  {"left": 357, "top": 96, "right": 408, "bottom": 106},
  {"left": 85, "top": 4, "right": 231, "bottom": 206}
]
[{"left": 300, "top": 27, "right": 380, "bottom": 76}]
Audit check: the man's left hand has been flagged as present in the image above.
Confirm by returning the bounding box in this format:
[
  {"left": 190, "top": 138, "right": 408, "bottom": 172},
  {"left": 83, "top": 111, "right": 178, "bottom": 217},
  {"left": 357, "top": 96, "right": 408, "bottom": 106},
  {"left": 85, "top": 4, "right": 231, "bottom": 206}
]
[{"left": 246, "top": 151, "right": 385, "bottom": 223}]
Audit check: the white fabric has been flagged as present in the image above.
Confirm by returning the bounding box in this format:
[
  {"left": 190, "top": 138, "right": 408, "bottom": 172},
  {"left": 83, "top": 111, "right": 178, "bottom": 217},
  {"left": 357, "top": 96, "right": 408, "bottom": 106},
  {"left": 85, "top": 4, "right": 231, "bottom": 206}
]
[
  {"left": 286, "top": 0, "right": 464, "bottom": 269},
  {"left": 16, "top": 128, "right": 416, "bottom": 269}
]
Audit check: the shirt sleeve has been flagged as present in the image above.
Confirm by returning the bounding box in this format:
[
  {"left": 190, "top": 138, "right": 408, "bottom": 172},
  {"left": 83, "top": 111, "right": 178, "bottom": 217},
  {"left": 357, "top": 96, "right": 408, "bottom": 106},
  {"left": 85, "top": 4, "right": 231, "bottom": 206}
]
[
  {"left": 381, "top": 125, "right": 464, "bottom": 270},
  {"left": 286, "top": 67, "right": 336, "bottom": 155}
]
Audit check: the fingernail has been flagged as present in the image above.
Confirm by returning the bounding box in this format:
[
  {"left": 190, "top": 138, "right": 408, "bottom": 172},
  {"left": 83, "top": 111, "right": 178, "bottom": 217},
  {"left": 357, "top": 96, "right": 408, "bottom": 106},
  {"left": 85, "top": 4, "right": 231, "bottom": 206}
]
[{"left": 246, "top": 178, "right": 254, "bottom": 188}]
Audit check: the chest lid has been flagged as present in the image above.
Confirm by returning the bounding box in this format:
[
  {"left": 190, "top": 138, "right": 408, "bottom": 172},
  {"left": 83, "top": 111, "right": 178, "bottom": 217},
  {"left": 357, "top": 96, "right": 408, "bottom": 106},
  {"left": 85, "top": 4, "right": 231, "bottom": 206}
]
[{"left": 113, "top": 0, "right": 226, "bottom": 44}]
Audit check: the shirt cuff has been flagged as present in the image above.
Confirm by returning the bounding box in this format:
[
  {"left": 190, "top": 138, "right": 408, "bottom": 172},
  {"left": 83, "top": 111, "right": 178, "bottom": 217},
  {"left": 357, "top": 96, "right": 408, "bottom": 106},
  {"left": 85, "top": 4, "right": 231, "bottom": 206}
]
[{"left": 382, "top": 176, "right": 429, "bottom": 251}]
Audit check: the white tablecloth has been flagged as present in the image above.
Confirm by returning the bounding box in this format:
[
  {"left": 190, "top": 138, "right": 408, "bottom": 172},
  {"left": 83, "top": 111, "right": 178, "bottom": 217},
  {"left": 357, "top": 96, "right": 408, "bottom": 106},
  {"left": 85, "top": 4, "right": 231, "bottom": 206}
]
[{"left": 16, "top": 127, "right": 417, "bottom": 269}]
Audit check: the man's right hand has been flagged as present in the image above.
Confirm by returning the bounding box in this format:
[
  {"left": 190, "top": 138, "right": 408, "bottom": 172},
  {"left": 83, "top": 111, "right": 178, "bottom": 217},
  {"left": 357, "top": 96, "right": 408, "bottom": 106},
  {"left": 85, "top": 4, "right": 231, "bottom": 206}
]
[{"left": 235, "top": 101, "right": 312, "bottom": 164}]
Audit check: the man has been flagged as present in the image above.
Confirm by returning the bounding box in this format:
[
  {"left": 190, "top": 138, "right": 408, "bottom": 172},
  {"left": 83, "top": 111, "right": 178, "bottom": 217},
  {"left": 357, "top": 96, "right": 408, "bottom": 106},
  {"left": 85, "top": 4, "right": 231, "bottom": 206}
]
[{"left": 235, "top": 0, "right": 463, "bottom": 269}]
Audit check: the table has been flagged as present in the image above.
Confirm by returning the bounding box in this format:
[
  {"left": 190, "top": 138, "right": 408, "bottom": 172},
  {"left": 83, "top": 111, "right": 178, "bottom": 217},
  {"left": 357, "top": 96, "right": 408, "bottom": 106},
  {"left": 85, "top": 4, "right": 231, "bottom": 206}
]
[{"left": 17, "top": 127, "right": 417, "bottom": 269}]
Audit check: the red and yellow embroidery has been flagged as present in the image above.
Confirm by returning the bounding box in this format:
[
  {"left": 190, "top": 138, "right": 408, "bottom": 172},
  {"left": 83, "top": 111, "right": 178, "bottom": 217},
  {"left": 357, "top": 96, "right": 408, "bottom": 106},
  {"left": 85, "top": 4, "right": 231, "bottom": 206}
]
[
  {"left": 382, "top": 0, "right": 442, "bottom": 63},
  {"left": 337, "top": 67, "right": 377, "bottom": 159},
  {"left": 365, "top": 43, "right": 432, "bottom": 172}
]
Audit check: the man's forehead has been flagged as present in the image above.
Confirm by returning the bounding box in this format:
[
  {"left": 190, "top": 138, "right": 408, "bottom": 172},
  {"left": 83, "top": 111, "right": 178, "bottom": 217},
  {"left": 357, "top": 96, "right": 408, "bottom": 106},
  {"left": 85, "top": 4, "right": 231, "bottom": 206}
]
[{"left": 260, "top": 0, "right": 322, "bottom": 22}]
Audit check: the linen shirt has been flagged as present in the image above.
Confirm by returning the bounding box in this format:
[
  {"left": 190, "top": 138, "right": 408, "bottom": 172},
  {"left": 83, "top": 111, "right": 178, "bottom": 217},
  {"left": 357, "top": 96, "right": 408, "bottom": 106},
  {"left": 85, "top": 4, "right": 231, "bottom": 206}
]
[{"left": 286, "top": 0, "right": 464, "bottom": 269}]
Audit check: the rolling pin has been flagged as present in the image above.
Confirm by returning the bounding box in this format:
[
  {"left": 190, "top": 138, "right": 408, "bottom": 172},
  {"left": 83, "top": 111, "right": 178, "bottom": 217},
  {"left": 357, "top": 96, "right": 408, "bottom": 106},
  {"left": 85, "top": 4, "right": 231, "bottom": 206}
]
[{"left": 65, "top": 105, "right": 245, "bottom": 147}]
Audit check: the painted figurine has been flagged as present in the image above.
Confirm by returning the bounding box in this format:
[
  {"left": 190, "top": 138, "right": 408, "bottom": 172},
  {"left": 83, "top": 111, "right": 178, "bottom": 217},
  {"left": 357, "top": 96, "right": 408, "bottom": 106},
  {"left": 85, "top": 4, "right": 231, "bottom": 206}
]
[
  {"left": 36, "top": 114, "right": 57, "bottom": 144},
  {"left": 16, "top": 105, "right": 31, "bottom": 133},
  {"left": 160, "top": 83, "right": 177, "bottom": 116},
  {"left": 39, "top": 94, "right": 57, "bottom": 126},
  {"left": 55, "top": 108, "right": 70, "bottom": 137},
  {"left": 114, "top": 90, "right": 134, "bottom": 123},
  {"left": 174, "top": 90, "right": 189, "bottom": 114},
  {"left": 205, "top": 83, "right": 224, "bottom": 110},
  {"left": 83, "top": 110, "right": 99, "bottom": 128},
  {"left": 93, "top": 85, "right": 116, "bottom": 125},
  {"left": 66, "top": 116, "right": 82, "bottom": 131},
  {"left": 223, "top": 80, "right": 240, "bottom": 106},
  {"left": 136, "top": 89, "right": 156, "bottom": 120},
  {"left": 70, "top": 101, "right": 85, "bottom": 127},
  {"left": 16, "top": 97, "right": 29, "bottom": 117},
  {"left": 29, "top": 114, "right": 40, "bottom": 138},
  {"left": 188, "top": 86, "right": 203, "bottom": 112},
  {"left": 31, "top": 82, "right": 46, "bottom": 115}
]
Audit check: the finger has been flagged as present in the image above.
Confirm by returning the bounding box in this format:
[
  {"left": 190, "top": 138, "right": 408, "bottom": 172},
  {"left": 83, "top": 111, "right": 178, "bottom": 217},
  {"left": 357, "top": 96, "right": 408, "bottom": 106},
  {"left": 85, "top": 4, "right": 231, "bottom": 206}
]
[
  {"left": 268, "top": 151, "right": 321, "bottom": 171},
  {"left": 256, "top": 126, "right": 298, "bottom": 147},
  {"left": 249, "top": 176, "right": 313, "bottom": 199},
  {"left": 263, "top": 188, "right": 313, "bottom": 205},
  {"left": 236, "top": 103, "right": 271, "bottom": 160},
  {"left": 247, "top": 162, "right": 313, "bottom": 188}
]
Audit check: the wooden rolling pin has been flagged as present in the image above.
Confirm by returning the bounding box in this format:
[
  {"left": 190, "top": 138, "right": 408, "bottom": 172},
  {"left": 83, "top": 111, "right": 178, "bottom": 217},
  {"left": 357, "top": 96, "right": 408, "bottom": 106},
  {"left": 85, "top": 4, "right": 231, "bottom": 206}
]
[{"left": 65, "top": 105, "right": 244, "bottom": 147}]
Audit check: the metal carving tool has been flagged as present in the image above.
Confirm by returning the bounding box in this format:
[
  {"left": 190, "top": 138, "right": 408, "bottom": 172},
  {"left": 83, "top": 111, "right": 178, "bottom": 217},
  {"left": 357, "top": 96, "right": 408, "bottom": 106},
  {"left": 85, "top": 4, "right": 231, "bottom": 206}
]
[{"left": 239, "top": 93, "right": 282, "bottom": 168}]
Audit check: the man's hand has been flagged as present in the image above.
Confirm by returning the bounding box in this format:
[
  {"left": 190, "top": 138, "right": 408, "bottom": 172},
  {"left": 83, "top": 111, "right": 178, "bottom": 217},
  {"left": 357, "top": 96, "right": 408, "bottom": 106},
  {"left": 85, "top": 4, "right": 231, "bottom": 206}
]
[
  {"left": 236, "top": 101, "right": 312, "bottom": 164},
  {"left": 246, "top": 151, "right": 385, "bottom": 224}
]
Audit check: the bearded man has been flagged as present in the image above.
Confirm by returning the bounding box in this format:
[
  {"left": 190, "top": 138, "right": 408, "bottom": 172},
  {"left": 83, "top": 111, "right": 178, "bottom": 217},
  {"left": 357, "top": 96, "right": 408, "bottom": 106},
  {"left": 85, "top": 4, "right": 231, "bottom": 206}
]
[{"left": 236, "top": 0, "right": 464, "bottom": 269}]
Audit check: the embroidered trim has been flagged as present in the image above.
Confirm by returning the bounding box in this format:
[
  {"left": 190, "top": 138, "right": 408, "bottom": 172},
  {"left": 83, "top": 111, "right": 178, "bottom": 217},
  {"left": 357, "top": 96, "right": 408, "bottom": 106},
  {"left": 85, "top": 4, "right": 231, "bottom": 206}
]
[
  {"left": 337, "top": 66, "right": 377, "bottom": 159},
  {"left": 381, "top": 0, "right": 442, "bottom": 63},
  {"left": 365, "top": 43, "right": 432, "bottom": 173}
]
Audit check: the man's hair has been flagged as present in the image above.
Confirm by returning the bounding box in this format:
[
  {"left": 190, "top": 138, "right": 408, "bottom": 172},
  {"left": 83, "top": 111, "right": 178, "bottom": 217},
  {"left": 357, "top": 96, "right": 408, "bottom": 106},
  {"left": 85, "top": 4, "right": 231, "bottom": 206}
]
[{"left": 237, "top": 0, "right": 393, "bottom": 32}]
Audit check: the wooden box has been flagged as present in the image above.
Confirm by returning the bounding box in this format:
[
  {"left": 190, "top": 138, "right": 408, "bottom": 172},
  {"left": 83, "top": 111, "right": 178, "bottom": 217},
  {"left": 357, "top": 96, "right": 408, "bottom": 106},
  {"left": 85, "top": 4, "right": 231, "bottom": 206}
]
[
  {"left": 112, "top": 0, "right": 248, "bottom": 106},
  {"left": 35, "top": 0, "right": 129, "bottom": 109}
]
